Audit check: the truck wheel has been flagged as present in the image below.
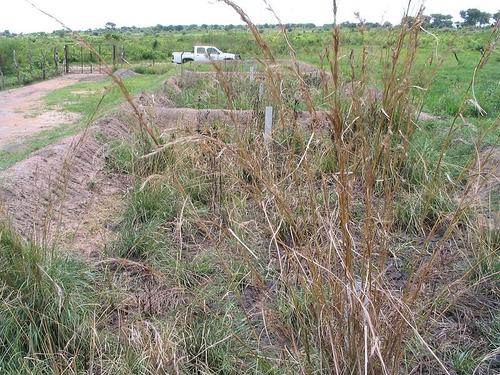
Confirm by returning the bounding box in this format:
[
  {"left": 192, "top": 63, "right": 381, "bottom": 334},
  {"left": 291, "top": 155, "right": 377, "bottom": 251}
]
[{"left": 182, "top": 58, "right": 193, "bottom": 64}]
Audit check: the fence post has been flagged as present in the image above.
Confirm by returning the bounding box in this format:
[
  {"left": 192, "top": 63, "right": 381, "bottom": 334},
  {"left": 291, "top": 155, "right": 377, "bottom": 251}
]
[
  {"left": 80, "top": 46, "right": 84, "bottom": 73},
  {"left": 112, "top": 45, "right": 116, "bottom": 69},
  {"left": 64, "top": 44, "right": 69, "bottom": 74},
  {"left": 90, "top": 51, "right": 93, "bottom": 73},
  {"left": 40, "top": 50, "right": 47, "bottom": 80},
  {"left": 28, "top": 48, "right": 34, "bottom": 80},
  {"left": 12, "top": 50, "right": 20, "bottom": 84},
  {"left": 53, "top": 47, "right": 59, "bottom": 74},
  {"left": 264, "top": 106, "right": 273, "bottom": 144},
  {"left": 98, "top": 44, "right": 102, "bottom": 73},
  {"left": 0, "top": 65, "right": 4, "bottom": 89}
]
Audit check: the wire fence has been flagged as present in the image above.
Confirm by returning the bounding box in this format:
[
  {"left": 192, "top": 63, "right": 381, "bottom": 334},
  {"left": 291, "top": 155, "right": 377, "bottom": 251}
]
[{"left": 0, "top": 43, "right": 129, "bottom": 90}]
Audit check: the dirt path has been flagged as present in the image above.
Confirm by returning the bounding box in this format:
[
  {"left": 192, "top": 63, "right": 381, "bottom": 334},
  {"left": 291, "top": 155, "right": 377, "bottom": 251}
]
[{"left": 0, "top": 74, "right": 105, "bottom": 150}]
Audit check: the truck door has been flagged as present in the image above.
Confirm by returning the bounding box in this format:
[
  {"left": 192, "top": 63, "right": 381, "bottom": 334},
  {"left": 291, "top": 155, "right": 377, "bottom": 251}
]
[
  {"left": 195, "top": 47, "right": 208, "bottom": 62},
  {"left": 207, "top": 47, "right": 221, "bottom": 61}
]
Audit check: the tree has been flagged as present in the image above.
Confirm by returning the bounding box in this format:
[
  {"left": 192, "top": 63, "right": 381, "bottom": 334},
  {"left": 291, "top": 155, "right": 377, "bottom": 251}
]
[
  {"left": 477, "top": 11, "right": 491, "bottom": 26},
  {"left": 153, "top": 24, "right": 164, "bottom": 33},
  {"left": 459, "top": 9, "right": 491, "bottom": 27},
  {"left": 429, "top": 14, "right": 453, "bottom": 28},
  {"left": 340, "top": 21, "right": 357, "bottom": 29},
  {"left": 53, "top": 29, "right": 67, "bottom": 37},
  {"left": 105, "top": 22, "right": 116, "bottom": 30},
  {"left": 494, "top": 11, "right": 500, "bottom": 22},
  {"left": 402, "top": 16, "right": 426, "bottom": 27}
]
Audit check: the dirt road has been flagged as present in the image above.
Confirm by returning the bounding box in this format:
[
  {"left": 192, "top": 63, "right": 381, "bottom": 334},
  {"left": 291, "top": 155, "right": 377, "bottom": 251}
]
[{"left": 0, "top": 74, "right": 105, "bottom": 150}]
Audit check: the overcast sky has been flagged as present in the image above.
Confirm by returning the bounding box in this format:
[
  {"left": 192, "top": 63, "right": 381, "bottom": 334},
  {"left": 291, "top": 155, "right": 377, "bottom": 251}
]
[{"left": 2, "top": 0, "right": 498, "bottom": 33}]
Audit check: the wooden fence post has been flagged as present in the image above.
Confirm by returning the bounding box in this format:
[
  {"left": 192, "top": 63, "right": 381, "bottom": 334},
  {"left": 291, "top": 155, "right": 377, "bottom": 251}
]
[
  {"left": 0, "top": 65, "right": 5, "bottom": 89},
  {"left": 12, "top": 50, "right": 20, "bottom": 84},
  {"left": 40, "top": 50, "right": 47, "bottom": 80},
  {"left": 28, "top": 48, "right": 34, "bottom": 80},
  {"left": 64, "top": 44, "right": 69, "bottom": 74},
  {"left": 98, "top": 44, "right": 102, "bottom": 73},
  {"left": 90, "top": 51, "right": 93, "bottom": 73},
  {"left": 112, "top": 45, "right": 116, "bottom": 68},
  {"left": 120, "top": 46, "right": 124, "bottom": 65},
  {"left": 53, "top": 47, "right": 59, "bottom": 74},
  {"left": 80, "top": 46, "right": 84, "bottom": 73}
]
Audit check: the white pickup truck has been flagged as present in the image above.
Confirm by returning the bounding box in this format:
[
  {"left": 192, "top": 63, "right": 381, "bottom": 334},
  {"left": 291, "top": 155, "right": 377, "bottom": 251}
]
[{"left": 171, "top": 46, "right": 240, "bottom": 64}]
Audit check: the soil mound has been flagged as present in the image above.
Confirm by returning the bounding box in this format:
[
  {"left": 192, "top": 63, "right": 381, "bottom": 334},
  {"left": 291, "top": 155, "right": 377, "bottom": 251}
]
[
  {"left": 0, "top": 118, "right": 130, "bottom": 245},
  {"left": 114, "top": 69, "right": 139, "bottom": 78}
]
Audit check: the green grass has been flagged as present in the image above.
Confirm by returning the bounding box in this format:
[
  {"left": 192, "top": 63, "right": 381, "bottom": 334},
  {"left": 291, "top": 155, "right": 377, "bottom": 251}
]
[
  {"left": 451, "top": 348, "right": 481, "bottom": 375},
  {"left": 44, "top": 72, "right": 172, "bottom": 118},
  {"left": 0, "top": 221, "right": 96, "bottom": 373},
  {"left": 106, "top": 140, "right": 136, "bottom": 173},
  {"left": 422, "top": 50, "right": 500, "bottom": 118},
  {"left": 109, "top": 179, "right": 181, "bottom": 260}
]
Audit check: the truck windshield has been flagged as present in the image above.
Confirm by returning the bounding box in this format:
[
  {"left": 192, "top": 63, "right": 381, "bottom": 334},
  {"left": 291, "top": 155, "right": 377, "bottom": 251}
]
[{"left": 207, "top": 47, "right": 219, "bottom": 55}]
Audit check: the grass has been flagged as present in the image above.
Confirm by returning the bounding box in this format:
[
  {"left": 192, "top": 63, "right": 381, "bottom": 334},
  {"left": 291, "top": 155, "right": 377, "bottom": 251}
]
[
  {"left": 422, "top": 50, "right": 500, "bottom": 118},
  {"left": 0, "top": 6, "right": 499, "bottom": 375},
  {"left": 451, "top": 348, "right": 481, "bottom": 375},
  {"left": 44, "top": 72, "right": 172, "bottom": 119},
  {"left": 0, "top": 221, "right": 96, "bottom": 373},
  {"left": 96, "top": 11, "right": 498, "bottom": 372},
  {"left": 110, "top": 181, "right": 180, "bottom": 260}
]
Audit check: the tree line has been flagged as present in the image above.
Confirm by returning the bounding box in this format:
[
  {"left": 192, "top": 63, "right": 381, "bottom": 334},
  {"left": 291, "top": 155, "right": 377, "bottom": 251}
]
[{"left": 1, "top": 8, "right": 498, "bottom": 38}]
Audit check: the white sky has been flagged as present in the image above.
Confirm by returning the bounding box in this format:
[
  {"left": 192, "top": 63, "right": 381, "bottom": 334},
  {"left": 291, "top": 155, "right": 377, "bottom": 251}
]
[{"left": 1, "top": 0, "right": 498, "bottom": 33}]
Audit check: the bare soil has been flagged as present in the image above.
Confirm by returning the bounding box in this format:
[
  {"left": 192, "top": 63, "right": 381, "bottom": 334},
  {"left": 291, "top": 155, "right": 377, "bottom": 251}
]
[
  {"left": 0, "top": 117, "right": 129, "bottom": 255},
  {"left": 0, "top": 73, "right": 105, "bottom": 150}
]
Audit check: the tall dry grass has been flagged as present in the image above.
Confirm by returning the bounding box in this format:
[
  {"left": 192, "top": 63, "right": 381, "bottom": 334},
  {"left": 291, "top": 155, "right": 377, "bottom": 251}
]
[{"left": 0, "top": 1, "right": 498, "bottom": 374}]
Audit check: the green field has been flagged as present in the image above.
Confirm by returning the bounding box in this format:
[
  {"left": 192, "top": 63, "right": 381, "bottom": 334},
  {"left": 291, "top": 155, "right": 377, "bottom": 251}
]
[{"left": 1, "top": 27, "right": 499, "bottom": 118}]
